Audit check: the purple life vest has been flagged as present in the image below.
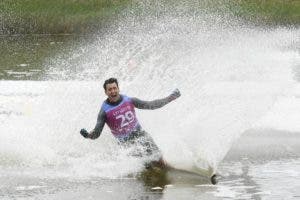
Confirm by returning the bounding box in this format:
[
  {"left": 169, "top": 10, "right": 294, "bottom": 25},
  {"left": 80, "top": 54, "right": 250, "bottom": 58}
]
[{"left": 101, "top": 95, "right": 140, "bottom": 140}]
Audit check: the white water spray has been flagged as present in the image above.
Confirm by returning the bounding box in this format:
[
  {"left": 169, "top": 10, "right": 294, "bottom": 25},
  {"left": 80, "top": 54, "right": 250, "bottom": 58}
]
[{"left": 1, "top": 2, "right": 299, "bottom": 178}]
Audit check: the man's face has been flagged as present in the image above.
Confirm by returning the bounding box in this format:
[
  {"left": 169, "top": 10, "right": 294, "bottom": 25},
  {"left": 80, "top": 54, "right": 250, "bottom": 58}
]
[{"left": 105, "top": 82, "right": 120, "bottom": 102}]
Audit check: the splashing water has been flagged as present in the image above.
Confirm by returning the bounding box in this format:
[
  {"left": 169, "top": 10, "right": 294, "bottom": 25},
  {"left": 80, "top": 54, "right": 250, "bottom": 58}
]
[{"left": 1, "top": 1, "right": 299, "bottom": 178}]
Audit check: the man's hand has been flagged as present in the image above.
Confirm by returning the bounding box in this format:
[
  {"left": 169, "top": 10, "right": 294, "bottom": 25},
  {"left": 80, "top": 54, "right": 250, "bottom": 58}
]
[
  {"left": 169, "top": 88, "right": 181, "bottom": 101},
  {"left": 80, "top": 129, "right": 89, "bottom": 138}
]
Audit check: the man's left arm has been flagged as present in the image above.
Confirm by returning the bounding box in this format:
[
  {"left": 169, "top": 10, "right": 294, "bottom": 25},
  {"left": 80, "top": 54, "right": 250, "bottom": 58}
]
[{"left": 131, "top": 89, "right": 181, "bottom": 110}]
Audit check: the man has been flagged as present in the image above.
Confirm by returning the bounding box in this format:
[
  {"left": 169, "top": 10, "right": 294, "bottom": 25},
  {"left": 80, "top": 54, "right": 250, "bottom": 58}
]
[{"left": 80, "top": 78, "right": 181, "bottom": 168}]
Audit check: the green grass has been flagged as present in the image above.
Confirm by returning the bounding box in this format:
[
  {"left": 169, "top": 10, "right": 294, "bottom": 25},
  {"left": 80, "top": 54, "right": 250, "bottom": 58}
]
[
  {"left": 0, "top": 0, "right": 299, "bottom": 34},
  {"left": 0, "top": 0, "right": 131, "bottom": 34},
  {"left": 225, "top": 0, "right": 300, "bottom": 25}
]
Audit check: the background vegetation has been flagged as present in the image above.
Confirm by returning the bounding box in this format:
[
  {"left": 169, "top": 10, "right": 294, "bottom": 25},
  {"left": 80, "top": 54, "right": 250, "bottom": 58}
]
[
  {"left": 0, "top": 0, "right": 131, "bottom": 34},
  {"left": 225, "top": 0, "right": 300, "bottom": 26},
  {"left": 0, "top": 0, "right": 299, "bottom": 34}
]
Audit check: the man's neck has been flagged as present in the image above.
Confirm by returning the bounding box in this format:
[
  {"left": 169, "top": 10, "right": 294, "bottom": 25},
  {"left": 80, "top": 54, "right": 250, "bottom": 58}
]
[{"left": 107, "top": 95, "right": 122, "bottom": 106}]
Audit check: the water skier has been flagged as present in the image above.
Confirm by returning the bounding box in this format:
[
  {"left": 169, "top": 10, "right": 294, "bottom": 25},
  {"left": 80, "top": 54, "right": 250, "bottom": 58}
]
[{"left": 80, "top": 78, "right": 181, "bottom": 168}]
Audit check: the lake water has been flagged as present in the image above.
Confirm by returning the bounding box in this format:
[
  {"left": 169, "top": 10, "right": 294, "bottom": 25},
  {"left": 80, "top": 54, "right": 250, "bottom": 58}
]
[{"left": 1, "top": 1, "right": 300, "bottom": 199}]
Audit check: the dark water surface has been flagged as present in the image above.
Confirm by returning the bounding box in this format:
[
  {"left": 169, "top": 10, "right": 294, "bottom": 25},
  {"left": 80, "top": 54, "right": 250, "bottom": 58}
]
[{"left": 0, "top": 35, "right": 94, "bottom": 80}]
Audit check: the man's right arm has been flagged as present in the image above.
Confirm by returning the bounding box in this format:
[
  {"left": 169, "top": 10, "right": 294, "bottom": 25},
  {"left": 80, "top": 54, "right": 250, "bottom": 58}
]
[{"left": 87, "top": 109, "right": 106, "bottom": 139}]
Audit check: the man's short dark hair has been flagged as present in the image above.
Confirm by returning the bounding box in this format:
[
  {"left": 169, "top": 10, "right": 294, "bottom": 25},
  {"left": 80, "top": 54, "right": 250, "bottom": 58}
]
[{"left": 103, "top": 78, "right": 119, "bottom": 90}]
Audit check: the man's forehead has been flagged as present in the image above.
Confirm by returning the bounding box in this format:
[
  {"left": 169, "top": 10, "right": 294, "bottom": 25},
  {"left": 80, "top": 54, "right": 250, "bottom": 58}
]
[{"left": 106, "top": 83, "right": 118, "bottom": 88}]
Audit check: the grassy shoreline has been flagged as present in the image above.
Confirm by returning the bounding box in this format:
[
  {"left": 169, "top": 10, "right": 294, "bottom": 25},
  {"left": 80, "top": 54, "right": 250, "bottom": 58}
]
[
  {"left": 225, "top": 0, "right": 300, "bottom": 26},
  {"left": 0, "top": 0, "right": 131, "bottom": 34},
  {"left": 0, "top": 0, "right": 299, "bottom": 35}
]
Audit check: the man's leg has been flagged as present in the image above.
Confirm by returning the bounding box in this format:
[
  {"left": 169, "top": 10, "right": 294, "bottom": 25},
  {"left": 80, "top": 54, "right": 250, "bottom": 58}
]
[
  {"left": 149, "top": 157, "right": 167, "bottom": 168},
  {"left": 137, "top": 132, "right": 169, "bottom": 169}
]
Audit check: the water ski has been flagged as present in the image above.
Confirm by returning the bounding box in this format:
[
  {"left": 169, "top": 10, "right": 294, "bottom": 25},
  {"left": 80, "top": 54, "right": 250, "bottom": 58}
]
[{"left": 143, "top": 160, "right": 219, "bottom": 185}]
